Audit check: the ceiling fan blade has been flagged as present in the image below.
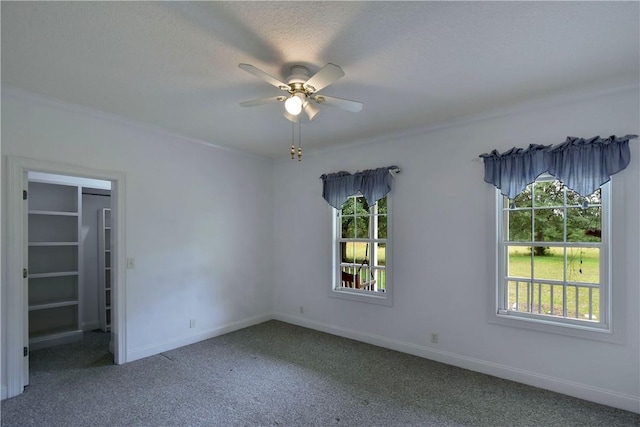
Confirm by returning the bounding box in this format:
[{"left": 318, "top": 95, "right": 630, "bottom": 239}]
[
  {"left": 303, "top": 63, "right": 345, "bottom": 94},
  {"left": 240, "top": 96, "right": 286, "bottom": 107},
  {"left": 312, "top": 95, "right": 363, "bottom": 113},
  {"left": 238, "top": 63, "right": 289, "bottom": 91}
]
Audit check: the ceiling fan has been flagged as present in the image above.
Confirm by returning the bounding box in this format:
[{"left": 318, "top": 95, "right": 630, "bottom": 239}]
[{"left": 238, "top": 63, "right": 363, "bottom": 122}]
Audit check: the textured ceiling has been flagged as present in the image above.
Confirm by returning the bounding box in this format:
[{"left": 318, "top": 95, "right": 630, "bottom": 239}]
[{"left": 2, "top": 1, "right": 639, "bottom": 158}]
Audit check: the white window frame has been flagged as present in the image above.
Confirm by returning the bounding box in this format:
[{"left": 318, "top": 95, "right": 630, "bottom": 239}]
[
  {"left": 330, "top": 194, "right": 392, "bottom": 306},
  {"left": 493, "top": 175, "right": 612, "bottom": 337}
]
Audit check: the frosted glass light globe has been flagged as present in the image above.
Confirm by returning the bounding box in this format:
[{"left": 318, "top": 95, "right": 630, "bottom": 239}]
[{"left": 284, "top": 94, "right": 304, "bottom": 115}]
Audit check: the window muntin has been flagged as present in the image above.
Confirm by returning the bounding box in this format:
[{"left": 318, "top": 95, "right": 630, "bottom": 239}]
[
  {"left": 335, "top": 194, "right": 388, "bottom": 296},
  {"left": 498, "top": 176, "right": 609, "bottom": 330}
]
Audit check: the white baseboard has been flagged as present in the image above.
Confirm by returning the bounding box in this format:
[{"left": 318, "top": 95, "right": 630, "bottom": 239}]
[
  {"left": 126, "top": 313, "right": 272, "bottom": 363},
  {"left": 273, "top": 312, "right": 640, "bottom": 414},
  {"left": 1, "top": 384, "right": 7, "bottom": 400}
]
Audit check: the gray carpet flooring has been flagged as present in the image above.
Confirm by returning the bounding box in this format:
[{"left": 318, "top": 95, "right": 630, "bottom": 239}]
[{"left": 1, "top": 320, "right": 639, "bottom": 426}]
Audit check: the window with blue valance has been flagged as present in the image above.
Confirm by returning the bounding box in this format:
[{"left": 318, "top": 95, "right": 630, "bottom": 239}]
[
  {"left": 479, "top": 135, "right": 637, "bottom": 204},
  {"left": 320, "top": 166, "right": 400, "bottom": 209}
]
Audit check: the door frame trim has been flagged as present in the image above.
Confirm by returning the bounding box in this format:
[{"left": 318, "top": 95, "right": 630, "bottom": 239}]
[{"left": 5, "top": 156, "right": 127, "bottom": 399}]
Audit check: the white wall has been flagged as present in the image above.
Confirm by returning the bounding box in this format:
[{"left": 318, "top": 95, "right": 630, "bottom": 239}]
[
  {"left": 1, "top": 89, "right": 274, "bottom": 389},
  {"left": 272, "top": 88, "right": 640, "bottom": 412}
]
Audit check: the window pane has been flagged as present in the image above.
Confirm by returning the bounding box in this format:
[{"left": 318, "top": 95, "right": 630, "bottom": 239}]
[
  {"left": 508, "top": 280, "right": 531, "bottom": 312},
  {"left": 374, "top": 242, "right": 386, "bottom": 266},
  {"left": 586, "top": 287, "right": 600, "bottom": 321},
  {"left": 566, "top": 286, "right": 578, "bottom": 318},
  {"left": 566, "top": 187, "right": 601, "bottom": 207},
  {"left": 354, "top": 242, "right": 369, "bottom": 264},
  {"left": 534, "top": 181, "right": 564, "bottom": 207},
  {"left": 341, "top": 197, "right": 354, "bottom": 214},
  {"left": 534, "top": 283, "right": 566, "bottom": 317},
  {"left": 586, "top": 188, "right": 601, "bottom": 205},
  {"left": 374, "top": 268, "right": 386, "bottom": 292},
  {"left": 533, "top": 208, "right": 564, "bottom": 242},
  {"left": 355, "top": 216, "right": 370, "bottom": 238},
  {"left": 377, "top": 197, "right": 387, "bottom": 214},
  {"left": 358, "top": 266, "right": 375, "bottom": 290},
  {"left": 566, "top": 248, "right": 599, "bottom": 284},
  {"left": 340, "top": 266, "right": 357, "bottom": 289},
  {"left": 566, "top": 207, "right": 601, "bottom": 243},
  {"left": 507, "top": 210, "right": 532, "bottom": 241},
  {"left": 377, "top": 215, "right": 387, "bottom": 239},
  {"left": 355, "top": 196, "right": 369, "bottom": 213},
  {"left": 533, "top": 248, "right": 564, "bottom": 281},
  {"left": 532, "top": 283, "right": 543, "bottom": 314},
  {"left": 574, "top": 286, "right": 598, "bottom": 321},
  {"left": 341, "top": 215, "right": 355, "bottom": 239},
  {"left": 507, "top": 247, "right": 530, "bottom": 278},
  {"left": 512, "top": 187, "right": 532, "bottom": 208},
  {"left": 341, "top": 242, "right": 355, "bottom": 263},
  {"left": 548, "top": 284, "right": 564, "bottom": 317}
]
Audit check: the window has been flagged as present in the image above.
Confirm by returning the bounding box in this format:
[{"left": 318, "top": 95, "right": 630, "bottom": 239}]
[
  {"left": 496, "top": 175, "right": 610, "bottom": 332},
  {"left": 332, "top": 194, "right": 391, "bottom": 304}
]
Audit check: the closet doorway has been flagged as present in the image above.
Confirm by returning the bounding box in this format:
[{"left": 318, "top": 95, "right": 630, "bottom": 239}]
[
  {"left": 27, "top": 172, "right": 112, "bottom": 349},
  {"left": 26, "top": 172, "right": 113, "bottom": 381},
  {"left": 6, "top": 157, "right": 126, "bottom": 399}
]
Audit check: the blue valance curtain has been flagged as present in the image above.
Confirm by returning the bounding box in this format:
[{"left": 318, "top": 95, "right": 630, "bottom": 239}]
[
  {"left": 479, "top": 144, "right": 551, "bottom": 200},
  {"left": 320, "top": 166, "right": 400, "bottom": 209},
  {"left": 480, "top": 135, "right": 637, "bottom": 202},
  {"left": 546, "top": 135, "right": 632, "bottom": 197}
]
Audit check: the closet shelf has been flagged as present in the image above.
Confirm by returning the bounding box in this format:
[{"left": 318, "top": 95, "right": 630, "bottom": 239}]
[
  {"left": 29, "top": 210, "right": 79, "bottom": 216},
  {"left": 29, "top": 300, "right": 79, "bottom": 311},
  {"left": 29, "top": 271, "right": 79, "bottom": 279},
  {"left": 29, "top": 242, "right": 78, "bottom": 247}
]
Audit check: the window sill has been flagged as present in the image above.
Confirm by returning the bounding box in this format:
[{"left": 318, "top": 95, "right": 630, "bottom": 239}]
[
  {"left": 490, "top": 312, "right": 623, "bottom": 345},
  {"left": 330, "top": 287, "right": 393, "bottom": 306}
]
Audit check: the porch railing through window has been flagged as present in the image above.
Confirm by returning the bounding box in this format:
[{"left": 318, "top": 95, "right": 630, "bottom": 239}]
[
  {"left": 340, "top": 266, "right": 386, "bottom": 292},
  {"left": 507, "top": 279, "right": 599, "bottom": 321}
]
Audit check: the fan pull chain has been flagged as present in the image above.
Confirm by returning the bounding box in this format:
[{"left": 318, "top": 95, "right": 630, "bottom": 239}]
[
  {"left": 290, "top": 120, "right": 295, "bottom": 159},
  {"left": 297, "top": 120, "right": 302, "bottom": 161}
]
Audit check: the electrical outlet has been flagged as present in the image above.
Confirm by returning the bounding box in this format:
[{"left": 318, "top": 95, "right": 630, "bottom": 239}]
[
  {"left": 189, "top": 319, "right": 196, "bottom": 328},
  {"left": 299, "top": 306, "right": 304, "bottom": 315},
  {"left": 430, "top": 333, "right": 439, "bottom": 344}
]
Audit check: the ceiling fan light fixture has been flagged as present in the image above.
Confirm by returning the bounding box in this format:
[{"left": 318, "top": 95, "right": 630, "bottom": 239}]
[
  {"left": 283, "top": 110, "right": 299, "bottom": 122},
  {"left": 284, "top": 93, "right": 305, "bottom": 115},
  {"left": 303, "top": 101, "right": 320, "bottom": 121},
  {"left": 239, "top": 62, "right": 362, "bottom": 158}
]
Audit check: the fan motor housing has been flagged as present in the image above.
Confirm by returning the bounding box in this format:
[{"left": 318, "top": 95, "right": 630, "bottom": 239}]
[{"left": 287, "top": 65, "right": 310, "bottom": 84}]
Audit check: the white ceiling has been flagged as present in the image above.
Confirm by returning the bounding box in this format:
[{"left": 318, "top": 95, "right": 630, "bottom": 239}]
[{"left": 2, "top": 1, "right": 639, "bottom": 158}]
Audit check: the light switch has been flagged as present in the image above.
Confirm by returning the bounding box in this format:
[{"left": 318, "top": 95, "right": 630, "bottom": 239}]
[{"left": 126, "top": 258, "right": 135, "bottom": 269}]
